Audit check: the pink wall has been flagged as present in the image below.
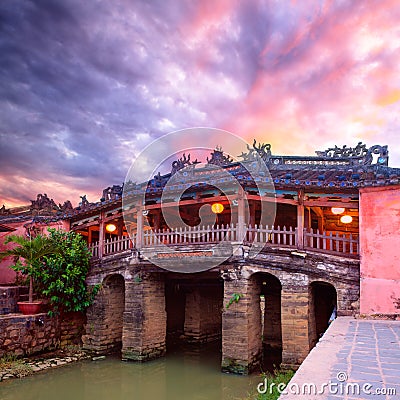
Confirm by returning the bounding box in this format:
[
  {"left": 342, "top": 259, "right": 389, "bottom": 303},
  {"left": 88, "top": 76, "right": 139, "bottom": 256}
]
[
  {"left": 0, "top": 221, "right": 26, "bottom": 284},
  {"left": 0, "top": 220, "right": 70, "bottom": 285},
  {"left": 359, "top": 185, "right": 400, "bottom": 315}
]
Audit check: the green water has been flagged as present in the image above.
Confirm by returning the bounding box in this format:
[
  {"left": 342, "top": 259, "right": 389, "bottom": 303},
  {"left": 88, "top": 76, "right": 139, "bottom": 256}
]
[{"left": 0, "top": 344, "right": 261, "bottom": 400}]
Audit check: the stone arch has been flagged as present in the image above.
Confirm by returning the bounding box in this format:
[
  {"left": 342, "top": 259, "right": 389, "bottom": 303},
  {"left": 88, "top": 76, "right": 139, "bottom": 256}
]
[
  {"left": 250, "top": 272, "right": 283, "bottom": 371},
  {"left": 83, "top": 273, "right": 125, "bottom": 354},
  {"left": 309, "top": 280, "right": 337, "bottom": 348}
]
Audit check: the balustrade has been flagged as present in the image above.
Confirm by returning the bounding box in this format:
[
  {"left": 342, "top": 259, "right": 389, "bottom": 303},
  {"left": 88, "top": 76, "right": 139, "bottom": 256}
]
[{"left": 89, "top": 224, "right": 359, "bottom": 259}]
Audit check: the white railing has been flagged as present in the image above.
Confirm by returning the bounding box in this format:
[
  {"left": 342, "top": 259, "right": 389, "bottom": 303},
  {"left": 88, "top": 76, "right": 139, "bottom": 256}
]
[
  {"left": 89, "top": 242, "right": 99, "bottom": 258},
  {"left": 143, "top": 223, "right": 238, "bottom": 246},
  {"left": 245, "top": 225, "right": 296, "bottom": 247},
  {"left": 304, "top": 229, "right": 359, "bottom": 256},
  {"left": 89, "top": 225, "right": 359, "bottom": 258},
  {"left": 104, "top": 235, "right": 133, "bottom": 255}
]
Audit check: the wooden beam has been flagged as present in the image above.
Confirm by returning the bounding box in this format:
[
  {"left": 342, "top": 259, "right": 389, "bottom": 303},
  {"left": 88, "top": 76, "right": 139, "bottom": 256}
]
[
  {"left": 71, "top": 219, "right": 101, "bottom": 230},
  {"left": 304, "top": 200, "right": 358, "bottom": 208},
  {"left": 143, "top": 194, "right": 236, "bottom": 210}
]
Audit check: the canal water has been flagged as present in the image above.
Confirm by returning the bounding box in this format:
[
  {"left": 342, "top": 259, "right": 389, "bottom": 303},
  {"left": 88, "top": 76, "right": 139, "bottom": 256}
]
[{"left": 0, "top": 343, "right": 262, "bottom": 400}]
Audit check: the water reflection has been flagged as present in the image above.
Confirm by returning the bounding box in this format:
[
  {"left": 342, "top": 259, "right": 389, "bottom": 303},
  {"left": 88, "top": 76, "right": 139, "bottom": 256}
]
[{"left": 0, "top": 343, "right": 260, "bottom": 400}]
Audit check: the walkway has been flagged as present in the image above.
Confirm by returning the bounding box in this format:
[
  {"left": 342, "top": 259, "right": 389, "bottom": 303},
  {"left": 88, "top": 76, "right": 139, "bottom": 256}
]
[{"left": 279, "top": 317, "right": 400, "bottom": 399}]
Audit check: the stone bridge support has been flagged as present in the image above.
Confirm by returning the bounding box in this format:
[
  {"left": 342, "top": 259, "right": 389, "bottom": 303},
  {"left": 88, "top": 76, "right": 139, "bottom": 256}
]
[
  {"left": 122, "top": 272, "right": 167, "bottom": 361},
  {"left": 280, "top": 279, "right": 310, "bottom": 369},
  {"left": 221, "top": 267, "right": 313, "bottom": 374},
  {"left": 221, "top": 272, "right": 262, "bottom": 374},
  {"left": 82, "top": 274, "right": 125, "bottom": 354}
]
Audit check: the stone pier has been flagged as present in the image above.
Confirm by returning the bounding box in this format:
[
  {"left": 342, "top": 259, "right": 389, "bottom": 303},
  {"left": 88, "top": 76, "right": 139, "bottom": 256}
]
[
  {"left": 183, "top": 284, "right": 222, "bottom": 343},
  {"left": 221, "top": 274, "right": 262, "bottom": 374},
  {"left": 122, "top": 272, "right": 166, "bottom": 361}
]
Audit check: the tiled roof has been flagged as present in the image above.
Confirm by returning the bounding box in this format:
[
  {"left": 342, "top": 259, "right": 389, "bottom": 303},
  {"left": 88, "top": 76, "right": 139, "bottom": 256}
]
[{"left": 12, "top": 142, "right": 400, "bottom": 220}]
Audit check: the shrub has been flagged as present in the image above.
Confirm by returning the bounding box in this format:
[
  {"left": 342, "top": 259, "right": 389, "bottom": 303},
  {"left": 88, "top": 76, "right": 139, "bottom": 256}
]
[{"left": 38, "top": 229, "right": 100, "bottom": 315}]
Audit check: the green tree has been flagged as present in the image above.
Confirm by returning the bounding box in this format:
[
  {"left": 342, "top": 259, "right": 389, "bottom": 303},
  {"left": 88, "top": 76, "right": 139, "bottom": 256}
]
[
  {"left": 40, "top": 229, "right": 99, "bottom": 315},
  {"left": 0, "top": 234, "right": 59, "bottom": 303}
]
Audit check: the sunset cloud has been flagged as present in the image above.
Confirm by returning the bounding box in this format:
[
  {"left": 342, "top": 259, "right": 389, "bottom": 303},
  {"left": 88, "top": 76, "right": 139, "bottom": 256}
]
[{"left": 1, "top": 0, "right": 399, "bottom": 207}]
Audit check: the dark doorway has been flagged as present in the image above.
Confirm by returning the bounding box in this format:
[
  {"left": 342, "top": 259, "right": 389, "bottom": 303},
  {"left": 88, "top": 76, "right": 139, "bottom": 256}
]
[
  {"left": 310, "top": 281, "right": 337, "bottom": 347},
  {"left": 253, "top": 272, "right": 282, "bottom": 372}
]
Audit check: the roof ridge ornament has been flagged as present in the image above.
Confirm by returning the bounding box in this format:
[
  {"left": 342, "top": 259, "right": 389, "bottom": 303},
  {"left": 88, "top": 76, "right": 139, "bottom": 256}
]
[
  {"left": 207, "top": 146, "right": 233, "bottom": 166},
  {"left": 238, "top": 139, "right": 272, "bottom": 162},
  {"left": 171, "top": 153, "right": 200, "bottom": 175},
  {"left": 315, "top": 143, "right": 388, "bottom": 166}
]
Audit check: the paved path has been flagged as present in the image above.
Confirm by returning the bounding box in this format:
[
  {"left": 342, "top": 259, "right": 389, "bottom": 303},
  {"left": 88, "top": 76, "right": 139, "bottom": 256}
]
[{"left": 279, "top": 317, "right": 400, "bottom": 400}]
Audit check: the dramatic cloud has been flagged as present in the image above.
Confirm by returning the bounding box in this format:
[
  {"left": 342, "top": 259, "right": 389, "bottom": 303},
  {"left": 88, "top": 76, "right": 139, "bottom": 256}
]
[{"left": 1, "top": 0, "right": 399, "bottom": 207}]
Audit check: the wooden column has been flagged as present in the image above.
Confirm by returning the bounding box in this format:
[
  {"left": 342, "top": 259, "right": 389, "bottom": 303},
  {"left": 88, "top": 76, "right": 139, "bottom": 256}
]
[
  {"left": 249, "top": 201, "right": 256, "bottom": 228},
  {"left": 98, "top": 211, "right": 105, "bottom": 258},
  {"left": 153, "top": 209, "right": 161, "bottom": 231},
  {"left": 237, "top": 186, "right": 246, "bottom": 241},
  {"left": 136, "top": 206, "right": 143, "bottom": 250},
  {"left": 117, "top": 218, "right": 124, "bottom": 238},
  {"left": 297, "top": 190, "right": 304, "bottom": 249},
  {"left": 88, "top": 226, "right": 93, "bottom": 245}
]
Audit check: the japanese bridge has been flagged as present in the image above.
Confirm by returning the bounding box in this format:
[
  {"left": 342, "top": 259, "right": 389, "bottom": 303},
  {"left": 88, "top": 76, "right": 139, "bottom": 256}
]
[{"left": 66, "top": 140, "right": 396, "bottom": 374}]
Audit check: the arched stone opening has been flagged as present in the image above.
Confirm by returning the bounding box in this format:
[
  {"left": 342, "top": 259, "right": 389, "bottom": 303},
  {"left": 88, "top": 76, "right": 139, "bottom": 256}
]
[
  {"left": 309, "top": 281, "right": 337, "bottom": 348},
  {"left": 83, "top": 273, "right": 125, "bottom": 354},
  {"left": 165, "top": 272, "right": 223, "bottom": 351},
  {"left": 252, "top": 272, "right": 282, "bottom": 372}
]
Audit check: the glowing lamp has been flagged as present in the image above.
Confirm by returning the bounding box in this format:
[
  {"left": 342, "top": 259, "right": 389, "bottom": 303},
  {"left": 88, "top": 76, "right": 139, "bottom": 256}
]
[
  {"left": 340, "top": 215, "right": 352, "bottom": 224},
  {"left": 106, "top": 223, "right": 117, "bottom": 233},
  {"left": 331, "top": 207, "right": 345, "bottom": 215},
  {"left": 211, "top": 203, "right": 224, "bottom": 214}
]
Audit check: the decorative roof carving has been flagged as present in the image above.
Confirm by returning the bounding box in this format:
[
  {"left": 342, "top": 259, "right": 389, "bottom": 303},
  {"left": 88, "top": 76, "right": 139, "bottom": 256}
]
[
  {"left": 171, "top": 153, "right": 199, "bottom": 175},
  {"left": 207, "top": 146, "right": 233, "bottom": 166},
  {"left": 59, "top": 200, "right": 73, "bottom": 213},
  {"left": 30, "top": 193, "right": 58, "bottom": 216},
  {"left": 0, "top": 205, "right": 10, "bottom": 215},
  {"left": 78, "top": 195, "right": 93, "bottom": 210},
  {"left": 315, "top": 143, "right": 388, "bottom": 166},
  {"left": 102, "top": 185, "right": 123, "bottom": 202},
  {"left": 238, "top": 139, "right": 272, "bottom": 162}
]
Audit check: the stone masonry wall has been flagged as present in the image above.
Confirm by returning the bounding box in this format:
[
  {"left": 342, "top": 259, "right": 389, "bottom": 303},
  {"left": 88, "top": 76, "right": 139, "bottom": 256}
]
[
  {"left": 59, "top": 311, "right": 86, "bottom": 347},
  {"left": 184, "top": 285, "right": 222, "bottom": 343},
  {"left": 0, "top": 314, "right": 58, "bottom": 357},
  {"left": 82, "top": 274, "right": 125, "bottom": 354},
  {"left": 0, "top": 312, "right": 84, "bottom": 357}
]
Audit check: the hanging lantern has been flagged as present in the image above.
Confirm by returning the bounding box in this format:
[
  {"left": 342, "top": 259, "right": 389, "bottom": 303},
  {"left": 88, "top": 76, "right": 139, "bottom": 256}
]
[
  {"left": 340, "top": 215, "right": 352, "bottom": 224},
  {"left": 211, "top": 203, "right": 224, "bottom": 214},
  {"left": 331, "top": 207, "right": 345, "bottom": 215},
  {"left": 106, "top": 223, "right": 117, "bottom": 233}
]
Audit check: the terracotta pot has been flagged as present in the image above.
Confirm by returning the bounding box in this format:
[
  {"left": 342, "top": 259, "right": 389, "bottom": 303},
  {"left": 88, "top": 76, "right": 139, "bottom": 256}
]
[{"left": 17, "top": 301, "right": 43, "bottom": 315}]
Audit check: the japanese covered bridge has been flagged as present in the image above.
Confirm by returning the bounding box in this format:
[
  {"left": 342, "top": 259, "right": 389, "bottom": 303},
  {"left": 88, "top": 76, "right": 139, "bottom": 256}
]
[{"left": 65, "top": 140, "right": 398, "bottom": 374}]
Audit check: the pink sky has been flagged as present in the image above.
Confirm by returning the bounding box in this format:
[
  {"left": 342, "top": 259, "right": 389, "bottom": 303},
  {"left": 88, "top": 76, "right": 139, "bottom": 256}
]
[{"left": 1, "top": 0, "right": 400, "bottom": 208}]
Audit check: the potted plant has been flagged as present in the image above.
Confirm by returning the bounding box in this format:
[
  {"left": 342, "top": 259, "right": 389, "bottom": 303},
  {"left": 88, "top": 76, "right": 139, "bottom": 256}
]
[{"left": 0, "top": 233, "right": 59, "bottom": 315}]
